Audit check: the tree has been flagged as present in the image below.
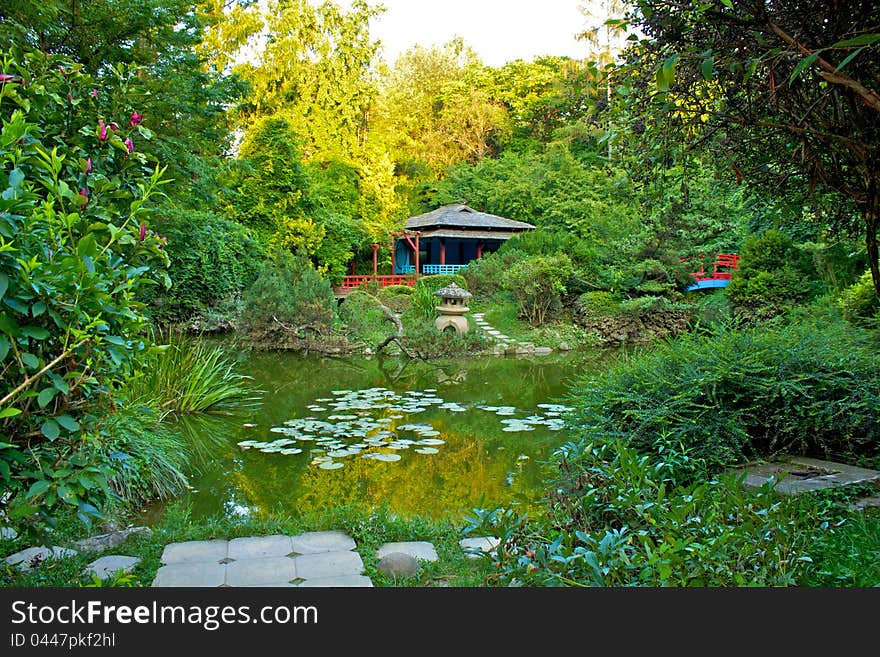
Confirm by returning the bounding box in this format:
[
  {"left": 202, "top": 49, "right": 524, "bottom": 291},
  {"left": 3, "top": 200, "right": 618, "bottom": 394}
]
[{"left": 621, "top": 0, "right": 880, "bottom": 295}]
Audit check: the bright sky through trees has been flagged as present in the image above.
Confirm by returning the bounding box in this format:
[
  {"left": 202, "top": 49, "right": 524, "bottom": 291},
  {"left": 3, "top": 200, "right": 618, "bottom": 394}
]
[{"left": 368, "top": 0, "right": 592, "bottom": 66}]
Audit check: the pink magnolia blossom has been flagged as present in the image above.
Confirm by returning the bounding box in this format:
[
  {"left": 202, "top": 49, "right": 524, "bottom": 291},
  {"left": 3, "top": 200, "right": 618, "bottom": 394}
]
[
  {"left": 90, "top": 88, "right": 98, "bottom": 98},
  {"left": 129, "top": 111, "right": 142, "bottom": 127},
  {"left": 139, "top": 222, "right": 146, "bottom": 241},
  {"left": 124, "top": 137, "right": 134, "bottom": 154},
  {"left": 79, "top": 187, "right": 88, "bottom": 210},
  {"left": 98, "top": 120, "right": 108, "bottom": 141},
  {"left": 85, "top": 157, "right": 92, "bottom": 174},
  {"left": 0, "top": 73, "right": 14, "bottom": 83}
]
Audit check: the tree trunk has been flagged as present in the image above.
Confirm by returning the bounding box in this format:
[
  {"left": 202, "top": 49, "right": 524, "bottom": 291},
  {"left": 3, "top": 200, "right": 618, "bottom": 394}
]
[{"left": 867, "top": 179, "right": 880, "bottom": 298}]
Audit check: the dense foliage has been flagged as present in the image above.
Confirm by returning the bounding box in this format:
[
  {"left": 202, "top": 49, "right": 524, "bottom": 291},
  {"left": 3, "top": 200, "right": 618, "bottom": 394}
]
[{"left": 567, "top": 315, "right": 880, "bottom": 486}]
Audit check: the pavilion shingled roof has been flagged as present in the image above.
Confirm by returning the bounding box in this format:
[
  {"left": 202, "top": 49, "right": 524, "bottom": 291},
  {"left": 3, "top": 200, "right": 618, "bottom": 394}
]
[{"left": 405, "top": 204, "right": 534, "bottom": 232}]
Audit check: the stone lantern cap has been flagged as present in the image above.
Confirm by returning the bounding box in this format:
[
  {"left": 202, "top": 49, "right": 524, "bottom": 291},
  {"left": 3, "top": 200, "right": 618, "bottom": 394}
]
[{"left": 433, "top": 283, "right": 473, "bottom": 300}]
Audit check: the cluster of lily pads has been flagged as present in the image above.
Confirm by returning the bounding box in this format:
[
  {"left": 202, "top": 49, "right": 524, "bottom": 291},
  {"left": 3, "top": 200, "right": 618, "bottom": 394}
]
[{"left": 237, "top": 387, "right": 573, "bottom": 471}]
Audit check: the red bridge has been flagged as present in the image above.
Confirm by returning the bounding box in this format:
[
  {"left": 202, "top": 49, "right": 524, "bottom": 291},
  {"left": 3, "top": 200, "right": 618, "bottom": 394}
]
[{"left": 683, "top": 253, "right": 739, "bottom": 291}]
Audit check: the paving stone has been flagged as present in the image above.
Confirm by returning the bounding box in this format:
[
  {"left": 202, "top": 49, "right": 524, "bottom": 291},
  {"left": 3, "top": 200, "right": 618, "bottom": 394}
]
[
  {"left": 152, "top": 562, "right": 226, "bottom": 587},
  {"left": 161, "top": 539, "right": 228, "bottom": 564},
  {"left": 293, "top": 550, "right": 364, "bottom": 579},
  {"left": 850, "top": 495, "right": 880, "bottom": 511},
  {"left": 377, "top": 552, "right": 420, "bottom": 577},
  {"left": 459, "top": 536, "right": 500, "bottom": 559},
  {"left": 300, "top": 575, "right": 373, "bottom": 588},
  {"left": 376, "top": 541, "right": 438, "bottom": 562},
  {"left": 225, "top": 556, "right": 298, "bottom": 586},
  {"left": 228, "top": 535, "right": 293, "bottom": 560},
  {"left": 290, "top": 530, "right": 356, "bottom": 554},
  {"left": 5, "top": 546, "right": 78, "bottom": 571},
  {"left": 534, "top": 347, "right": 553, "bottom": 355},
  {"left": 487, "top": 329, "right": 501, "bottom": 335},
  {"left": 75, "top": 527, "right": 151, "bottom": 552},
  {"left": 85, "top": 555, "right": 141, "bottom": 579},
  {"left": 1, "top": 526, "right": 18, "bottom": 541},
  {"left": 737, "top": 456, "right": 880, "bottom": 495}
]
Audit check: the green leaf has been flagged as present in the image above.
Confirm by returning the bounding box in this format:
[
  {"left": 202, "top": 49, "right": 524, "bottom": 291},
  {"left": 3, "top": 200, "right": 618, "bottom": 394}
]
[
  {"left": 56, "top": 414, "right": 79, "bottom": 432},
  {"left": 0, "top": 459, "right": 9, "bottom": 481},
  {"left": 701, "top": 56, "right": 714, "bottom": 81},
  {"left": 37, "top": 387, "right": 57, "bottom": 408},
  {"left": 21, "top": 352, "right": 39, "bottom": 368},
  {"left": 31, "top": 301, "right": 47, "bottom": 317},
  {"left": 0, "top": 407, "right": 22, "bottom": 418},
  {"left": 0, "top": 335, "right": 9, "bottom": 361},
  {"left": 21, "top": 326, "right": 50, "bottom": 340},
  {"left": 834, "top": 48, "right": 866, "bottom": 73},
  {"left": 41, "top": 419, "right": 60, "bottom": 441},
  {"left": 8, "top": 168, "right": 24, "bottom": 190},
  {"left": 656, "top": 54, "right": 679, "bottom": 91},
  {"left": 77, "top": 233, "right": 97, "bottom": 258},
  {"left": 830, "top": 33, "right": 880, "bottom": 48},
  {"left": 720, "top": 0, "right": 733, "bottom": 8},
  {"left": 0, "top": 272, "right": 7, "bottom": 298},
  {"left": 789, "top": 52, "right": 820, "bottom": 84},
  {"left": 77, "top": 473, "right": 95, "bottom": 490},
  {"left": 26, "top": 479, "right": 52, "bottom": 499}
]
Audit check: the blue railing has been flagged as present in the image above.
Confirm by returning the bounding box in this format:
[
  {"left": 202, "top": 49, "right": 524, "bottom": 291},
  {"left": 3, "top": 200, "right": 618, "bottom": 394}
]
[{"left": 421, "top": 264, "right": 468, "bottom": 275}]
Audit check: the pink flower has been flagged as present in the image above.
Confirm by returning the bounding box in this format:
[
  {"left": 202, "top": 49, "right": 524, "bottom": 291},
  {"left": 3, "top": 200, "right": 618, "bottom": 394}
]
[
  {"left": 0, "top": 73, "right": 14, "bottom": 83},
  {"left": 98, "top": 120, "right": 108, "bottom": 141},
  {"left": 110, "top": 122, "right": 118, "bottom": 131},
  {"left": 124, "top": 137, "right": 134, "bottom": 154},
  {"left": 129, "top": 111, "right": 142, "bottom": 127},
  {"left": 139, "top": 222, "right": 146, "bottom": 241},
  {"left": 79, "top": 187, "right": 88, "bottom": 210},
  {"left": 85, "top": 157, "right": 92, "bottom": 174},
  {"left": 90, "top": 88, "right": 98, "bottom": 98}
]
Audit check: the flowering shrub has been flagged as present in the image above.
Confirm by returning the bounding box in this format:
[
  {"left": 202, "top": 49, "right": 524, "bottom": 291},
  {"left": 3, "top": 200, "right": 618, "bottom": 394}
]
[{"left": 0, "top": 46, "right": 169, "bottom": 532}]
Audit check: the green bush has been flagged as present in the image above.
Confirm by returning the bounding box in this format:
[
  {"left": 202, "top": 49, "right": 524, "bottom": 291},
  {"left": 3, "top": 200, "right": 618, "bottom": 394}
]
[
  {"left": 241, "top": 251, "right": 338, "bottom": 337},
  {"left": 147, "top": 208, "right": 267, "bottom": 324},
  {"left": 727, "top": 229, "right": 822, "bottom": 320},
  {"left": 567, "top": 315, "right": 880, "bottom": 486},
  {"left": 0, "top": 47, "right": 170, "bottom": 531},
  {"left": 504, "top": 254, "right": 574, "bottom": 326},
  {"left": 417, "top": 274, "right": 468, "bottom": 293},
  {"left": 463, "top": 248, "right": 526, "bottom": 297},
  {"left": 575, "top": 291, "right": 621, "bottom": 318},
  {"left": 400, "top": 324, "right": 491, "bottom": 359},
  {"left": 339, "top": 289, "right": 389, "bottom": 345},
  {"left": 464, "top": 441, "right": 820, "bottom": 586},
  {"left": 838, "top": 271, "right": 879, "bottom": 326}
]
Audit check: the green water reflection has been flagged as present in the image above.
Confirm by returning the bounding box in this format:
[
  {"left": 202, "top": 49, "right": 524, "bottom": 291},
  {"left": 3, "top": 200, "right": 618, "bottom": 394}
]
[{"left": 150, "top": 350, "right": 620, "bottom": 521}]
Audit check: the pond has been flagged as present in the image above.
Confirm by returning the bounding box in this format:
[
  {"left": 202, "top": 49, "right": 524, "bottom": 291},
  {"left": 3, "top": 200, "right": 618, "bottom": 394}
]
[{"left": 146, "top": 349, "right": 621, "bottom": 522}]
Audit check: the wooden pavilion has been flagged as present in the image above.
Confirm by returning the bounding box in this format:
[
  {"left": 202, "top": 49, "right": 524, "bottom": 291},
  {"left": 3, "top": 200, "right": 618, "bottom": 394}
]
[
  {"left": 393, "top": 204, "right": 535, "bottom": 275},
  {"left": 335, "top": 204, "right": 534, "bottom": 297}
]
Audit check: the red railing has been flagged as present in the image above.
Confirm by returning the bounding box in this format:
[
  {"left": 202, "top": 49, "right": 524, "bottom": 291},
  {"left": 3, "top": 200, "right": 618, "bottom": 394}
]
[
  {"left": 335, "top": 275, "right": 417, "bottom": 294},
  {"left": 682, "top": 253, "right": 739, "bottom": 282}
]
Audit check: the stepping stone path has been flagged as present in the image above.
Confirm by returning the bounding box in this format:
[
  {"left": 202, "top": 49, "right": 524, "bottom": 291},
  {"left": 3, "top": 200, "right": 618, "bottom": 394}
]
[
  {"left": 4, "top": 546, "right": 79, "bottom": 572},
  {"left": 471, "top": 313, "right": 552, "bottom": 356},
  {"left": 152, "top": 531, "right": 372, "bottom": 587},
  {"left": 86, "top": 555, "right": 141, "bottom": 579}
]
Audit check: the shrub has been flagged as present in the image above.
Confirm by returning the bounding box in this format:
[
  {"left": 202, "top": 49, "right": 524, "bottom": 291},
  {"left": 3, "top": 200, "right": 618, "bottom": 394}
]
[
  {"left": 147, "top": 208, "right": 267, "bottom": 324},
  {"left": 566, "top": 316, "right": 880, "bottom": 486},
  {"left": 463, "top": 248, "right": 526, "bottom": 297},
  {"left": 727, "top": 229, "right": 822, "bottom": 320},
  {"left": 838, "top": 271, "right": 879, "bottom": 326},
  {"left": 241, "top": 251, "right": 337, "bottom": 337},
  {"left": 339, "top": 289, "right": 389, "bottom": 345},
  {"left": 464, "top": 441, "right": 820, "bottom": 586},
  {"left": 0, "top": 47, "right": 169, "bottom": 531},
  {"left": 504, "top": 254, "right": 574, "bottom": 326},
  {"left": 417, "top": 274, "right": 468, "bottom": 293}
]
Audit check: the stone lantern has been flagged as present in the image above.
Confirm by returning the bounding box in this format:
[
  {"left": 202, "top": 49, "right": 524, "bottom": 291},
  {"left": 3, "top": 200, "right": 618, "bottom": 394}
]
[{"left": 433, "top": 283, "right": 473, "bottom": 335}]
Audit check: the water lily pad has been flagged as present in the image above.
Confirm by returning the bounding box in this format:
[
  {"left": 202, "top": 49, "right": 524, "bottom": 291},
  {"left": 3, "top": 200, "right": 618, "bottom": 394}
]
[
  {"left": 279, "top": 448, "right": 303, "bottom": 455},
  {"left": 319, "top": 461, "right": 344, "bottom": 470},
  {"left": 328, "top": 414, "right": 358, "bottom": 420},
  {"left": 418, "top": 438, "right": 446, "bottom": 446},
  {"left": 415, "top": 447, "right": 439, "bottom": 455},
  {"left": 372, "top": 453, "right": 402, "bottom": 462}
]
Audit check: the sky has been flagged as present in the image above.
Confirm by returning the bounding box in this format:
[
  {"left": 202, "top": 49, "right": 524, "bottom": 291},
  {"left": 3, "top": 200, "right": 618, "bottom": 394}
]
[{"left": 368, "top": 0, "right": 594, "bottom": 67}]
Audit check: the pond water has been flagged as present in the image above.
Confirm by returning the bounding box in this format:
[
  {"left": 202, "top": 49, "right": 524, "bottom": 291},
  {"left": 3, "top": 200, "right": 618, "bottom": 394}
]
[{"left": 146, "top": 349, "right": 621, "bottom": 522}]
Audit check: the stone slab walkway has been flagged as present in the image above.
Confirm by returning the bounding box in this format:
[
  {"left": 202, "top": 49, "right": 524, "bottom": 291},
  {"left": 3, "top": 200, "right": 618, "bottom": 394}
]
[
  {"left": 471, "top": 313, "right": 552, "bottom": 356},
  {"left": 152, "top": 531, "right": 371, "bottom": 587}
]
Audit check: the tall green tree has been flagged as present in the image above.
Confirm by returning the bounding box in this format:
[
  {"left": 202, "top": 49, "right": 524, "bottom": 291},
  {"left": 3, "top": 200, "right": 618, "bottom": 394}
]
[{"left": 620, "top": 0, "right": 880, "bottom": 295}]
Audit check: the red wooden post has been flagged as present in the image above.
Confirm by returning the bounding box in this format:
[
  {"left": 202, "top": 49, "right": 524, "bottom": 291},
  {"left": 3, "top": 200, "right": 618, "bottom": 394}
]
[
  {"left": 371, "top": 244, "right": 379, "bottom": 278},
  {"left": 440, "top": 238, "right": 446, "bottom": 265},
  {"left": 476, "top": 242, "right": 483, "bottom": 259},
  {"left": 414, "top": 233, "right": 420, "bottom": 278},
  {"left": 390, "top": 241, "right": 395, "bottom": 274}
]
